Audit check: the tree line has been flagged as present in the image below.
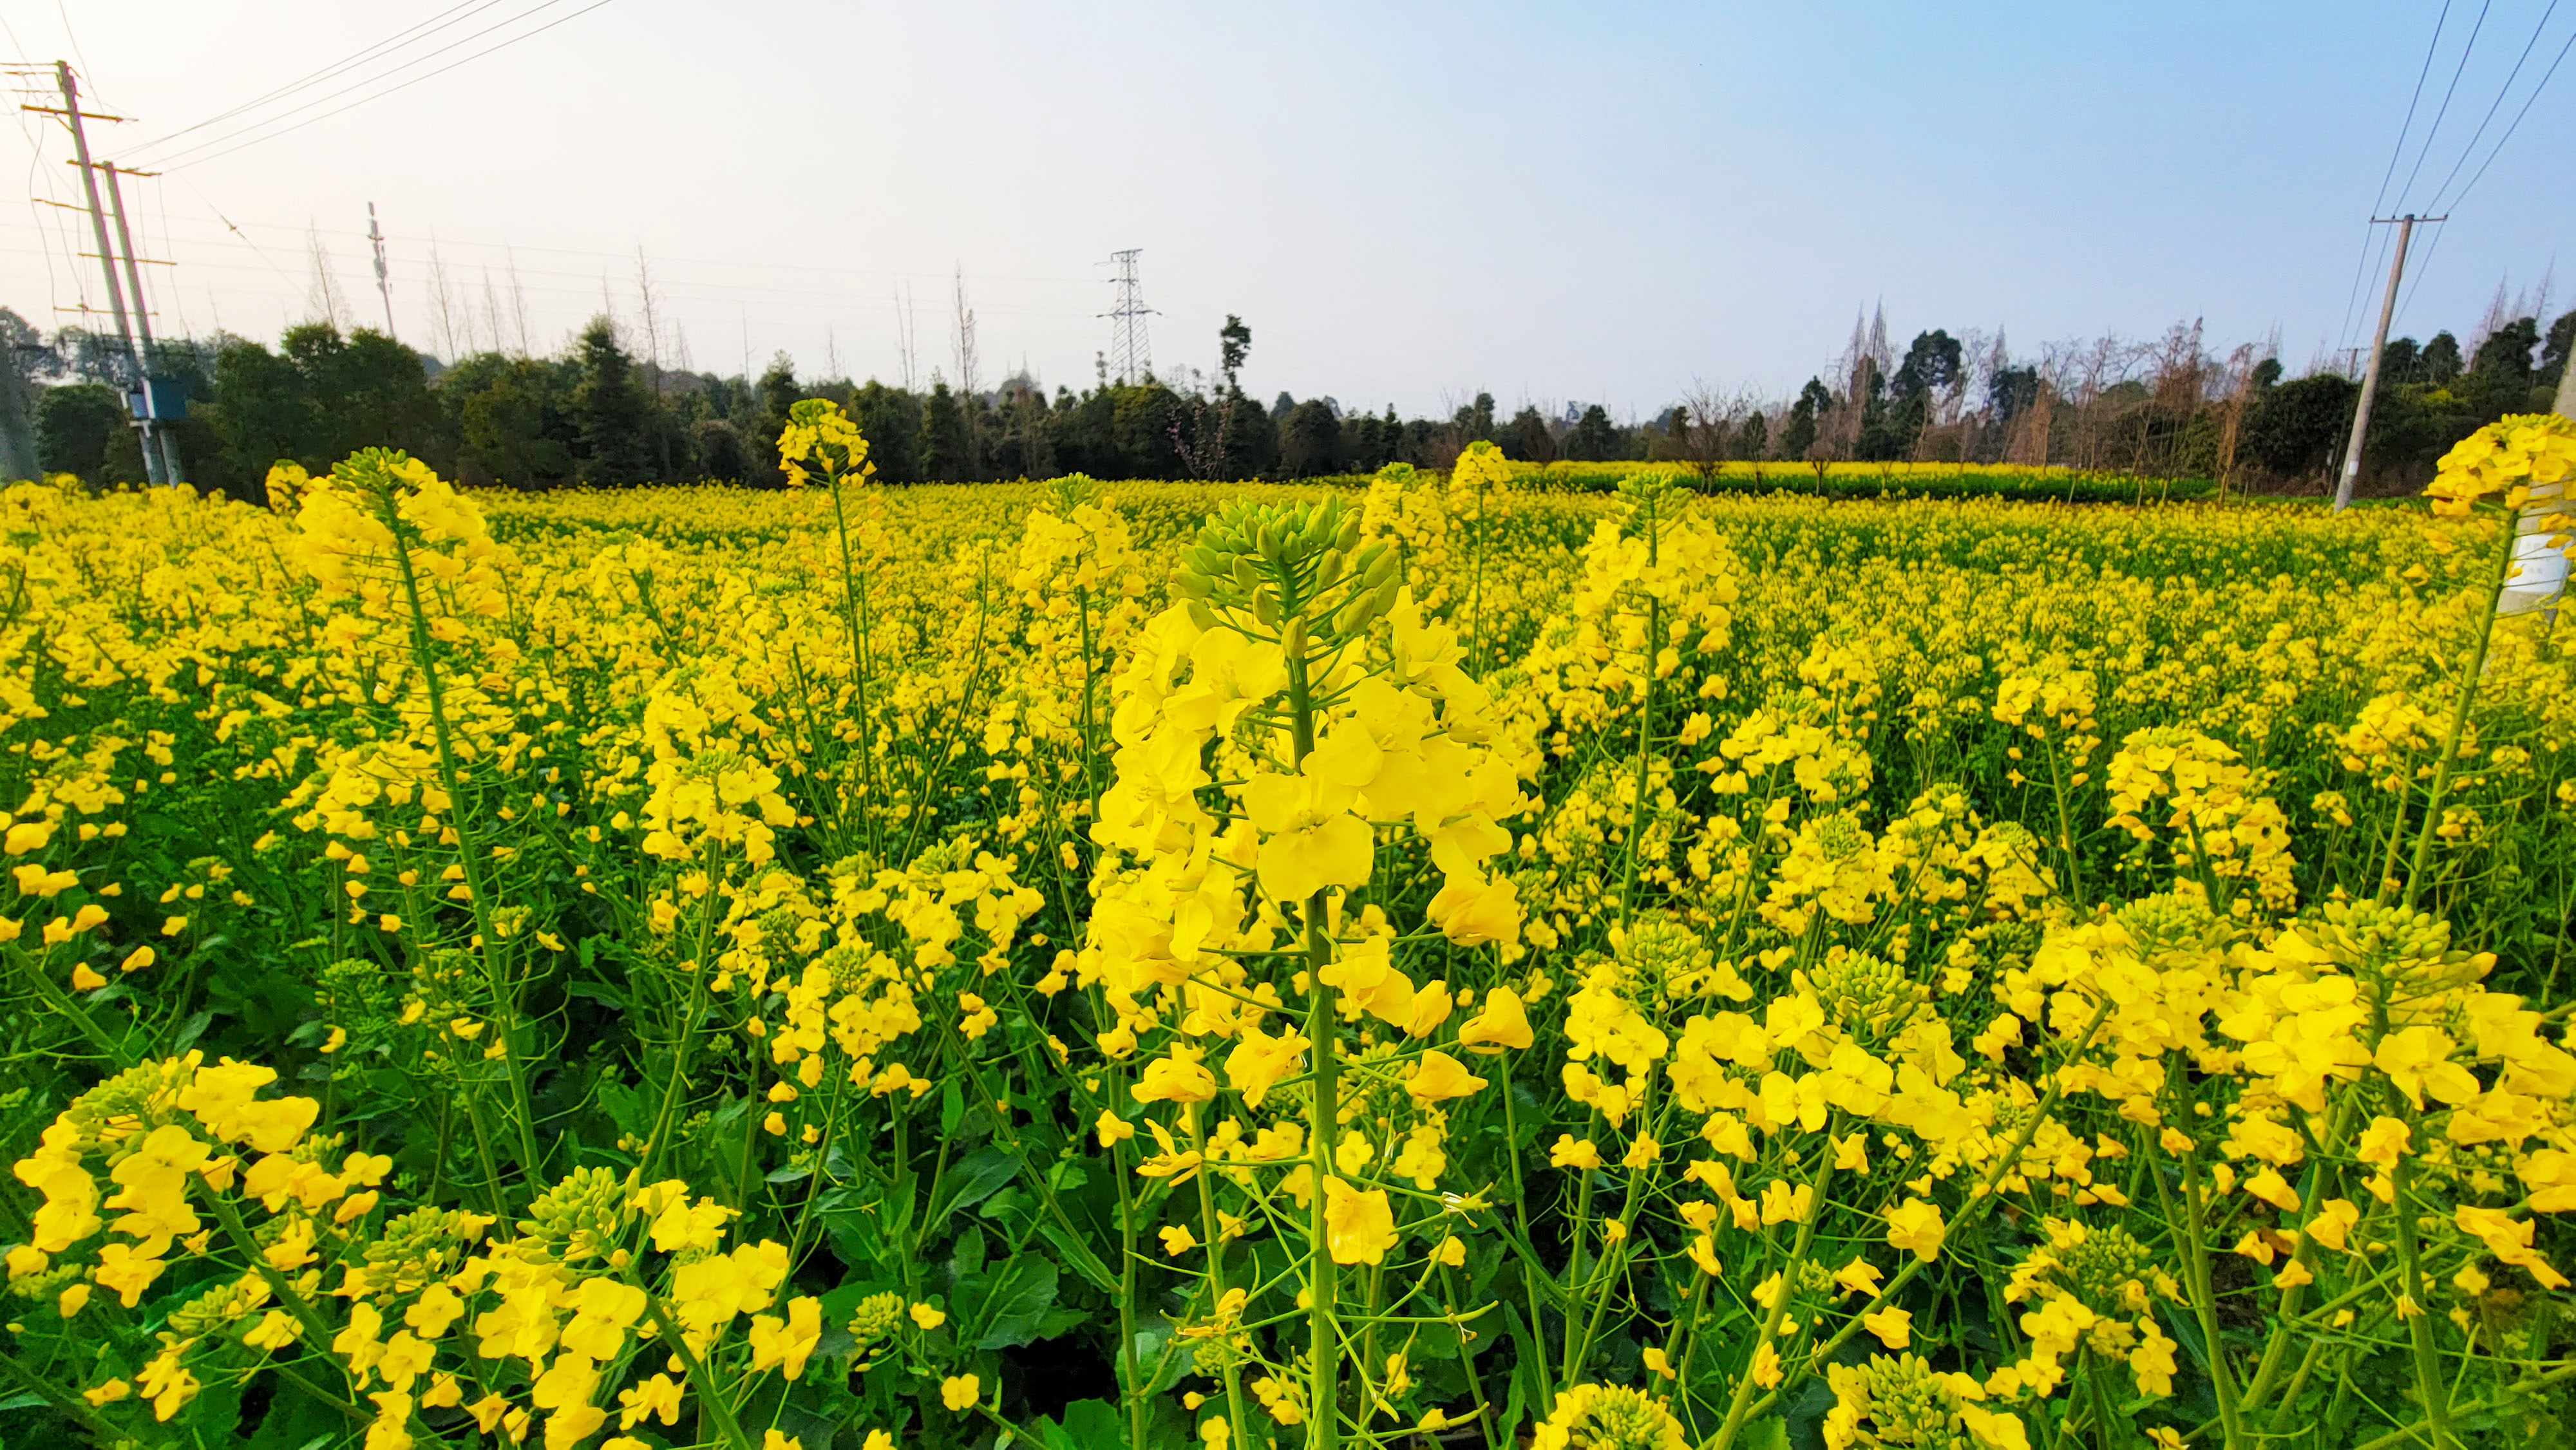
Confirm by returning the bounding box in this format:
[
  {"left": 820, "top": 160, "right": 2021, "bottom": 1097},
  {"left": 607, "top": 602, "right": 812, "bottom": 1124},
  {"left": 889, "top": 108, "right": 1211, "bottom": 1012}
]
[{"left": 10, "top": 297, "right": 2570, "bottom": 498}]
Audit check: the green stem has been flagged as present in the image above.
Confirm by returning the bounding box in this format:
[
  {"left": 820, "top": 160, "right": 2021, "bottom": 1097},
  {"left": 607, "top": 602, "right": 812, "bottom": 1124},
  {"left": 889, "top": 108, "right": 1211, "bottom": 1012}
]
[
  {"left": 1284, "top": 606, "right": 1343, "bottom": 1450},
  {"left": 644, "top": 1291, "right": 760, "bottom": 1450},
  {"left": 10, "top": 945, "right": 135, "bottom": 1066},
  {"left": 2149, "top": 1136, "right": 2244, "bottom": 1448},
  {"left": 638, "top": 840, "right": 723, "bottom": 1187},
  {"left": 2082, "top": 1348, "right": 2121, "bottom": 1450},
  {"left": 377, "top": 483, "right": 546, "bottom": 1184},
  {"left": 824, "top": 476, "right": 884, "bottom": 860},
  {"left": 2043, "top": 728, "right": 2085, "bottom": 909},
  {"left": 1188, "top": 1107, "right": 1253, "bottom": 1450},
  {"left": 2403, "top": 506, "right": 2517, "bottom": 907},
  {"left": 1111, "top": 1111, "right": 1149, "bottom": 1450},
  {"left": 1495, "top": 1051, "right": 1551, "bottom": 1411},
  {"left": 0, "top": 1328, "right": 169, "bottom": 1438},
  {"left": 1709, "top": 1146, "right": 1837, "bottom": 1450},
  {"left": 1618, "top": 588, "right": 1662, "bottom": 932},
  {"left": 2392, "top": 1153, "right": 2456, "bottom": 1448},
  {"left": 1748, "top": 993, "right": 2117, "bottom": 1419}
]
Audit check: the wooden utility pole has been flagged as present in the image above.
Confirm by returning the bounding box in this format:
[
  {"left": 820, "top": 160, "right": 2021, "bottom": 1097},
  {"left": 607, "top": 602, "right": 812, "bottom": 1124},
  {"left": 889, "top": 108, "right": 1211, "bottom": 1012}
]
[{"left": 2334, "top": 213, "right": 2443, "bottom": 512}]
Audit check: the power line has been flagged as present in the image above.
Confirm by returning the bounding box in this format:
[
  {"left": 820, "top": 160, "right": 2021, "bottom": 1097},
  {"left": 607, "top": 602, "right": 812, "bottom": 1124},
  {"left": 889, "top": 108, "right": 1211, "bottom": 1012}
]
[
  {"left": 2437, "top": 18, "right": 2576, "bottom": 211},
  {"left": 2421, "top": 0, "right": 2563, "bottom": 211},
  {"left": 2340, "top": 0, "right": 2454, "bottom": 352},
  {"left": 148, "top": 0, "right": 614, "bottom": 171},
  {"left": 0, "top": 235, "right": 1107, "bottom": 317},
  {"left": 0, "top": 207, "right": 1102, "bottom": 287},
  {"left": 2386, "top": 11, "right": 2575, "bottom": 332},
  {"left": 138, "top": 0, "right": 516, "bottom": 154},
  {"left": 2392, "top": 0, "right": 2496, "bottom": 211}
]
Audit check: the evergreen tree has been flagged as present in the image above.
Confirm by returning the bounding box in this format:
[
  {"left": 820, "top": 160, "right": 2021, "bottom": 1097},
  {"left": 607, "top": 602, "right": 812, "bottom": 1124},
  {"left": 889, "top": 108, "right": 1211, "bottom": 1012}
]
[
  {"left": 917, "top": 380, "right": 969, "bottom": 482},
  {"left": 1280, "top": 399, "right": 1341, "bottom": 476},
  {"left": 454, "top": 356, "right": 578, "bottom": 488},
  {"left": 1738, "top": 410, "right": 1768, "bottom": 462},
  {"left": 2418, "top": 333, "right": 2463, "bottom": 384},
  {"left": 2241, "top": 373, "right": 2358, "bottom": 480},
  {"left": 1110, "top": 382, "right": 1183, "bottom": 478},
  {"left": 851, "top": 381, "right": 922, "bottom": 483},
  {"left": 1452, "top": 391, "right": 1496, "bottom": 444},
  {"left": 1508, "top": 405, "right": 1556, "bottom": 464},
  {"left": 693, "top": 419, "right": 750, "bottom": 484},
  {"left": 1220, "top": 392, "right": 1278, "bottom": 478},
  {"left": 36, "top": 382, "right": 120, "bottom": 484},
  {"left": 1780, "top": 378, "right": 1829, "bottom": 460},
  {"left": 2463, "top": 317, "right": 2541, "bottom": 417},
  {"left": 752, "top": 355, "right": 800, "bottom": 485},
  {"left": 2543, "top": 310, "right": 2575, "bottom": 391},
  {"left": 0, "top": 308, "right": 58, "bottom": 482},
  {"left": 200, "top": 324, "right": 440, "bottom": 491},
  {"left": 1564, "top": 403, "right": 1618, "bottom": 461},
  {"left": 571, "top": 318, "right": 653, "bottom": 485}
]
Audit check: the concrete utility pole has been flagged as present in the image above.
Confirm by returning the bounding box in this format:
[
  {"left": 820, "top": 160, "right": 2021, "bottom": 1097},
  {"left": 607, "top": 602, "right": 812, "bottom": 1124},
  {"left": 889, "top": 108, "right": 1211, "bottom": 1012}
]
[
  {"left": 369, "top": 203, "right": 397, "bottom": 339},
  {"left": 98, "top": 160, "right": 184, "bottom": 484},
  {"left": 2517, "top": 323, "right": 2576, "bottom": 619},
  {"left": 2334, "top": 213, "right": 2443, "bottom": 513},
  {"left": 39, "top": 61, "right": 166, "bottom": 484}
]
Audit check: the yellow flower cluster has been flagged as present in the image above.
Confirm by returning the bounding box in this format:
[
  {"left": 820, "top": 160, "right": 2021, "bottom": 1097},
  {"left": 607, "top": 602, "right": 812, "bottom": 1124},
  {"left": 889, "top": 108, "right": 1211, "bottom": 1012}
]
[{"left": 5, "top": 426, "right": 2575, "bottom": 1450}]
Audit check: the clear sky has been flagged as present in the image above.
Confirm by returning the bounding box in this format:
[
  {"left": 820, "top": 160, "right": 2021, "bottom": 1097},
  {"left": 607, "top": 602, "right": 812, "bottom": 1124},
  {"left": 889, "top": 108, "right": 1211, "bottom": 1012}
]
[{"left": 3, "top": 1, "right": 2568, "bottom": 415}]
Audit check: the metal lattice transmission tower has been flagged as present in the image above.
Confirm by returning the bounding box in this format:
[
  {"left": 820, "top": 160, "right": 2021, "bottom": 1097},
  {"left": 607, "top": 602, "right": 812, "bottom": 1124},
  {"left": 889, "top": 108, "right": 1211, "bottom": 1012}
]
[{"left": 1100, "top": 249, "right": 1157, "bottom": 385}]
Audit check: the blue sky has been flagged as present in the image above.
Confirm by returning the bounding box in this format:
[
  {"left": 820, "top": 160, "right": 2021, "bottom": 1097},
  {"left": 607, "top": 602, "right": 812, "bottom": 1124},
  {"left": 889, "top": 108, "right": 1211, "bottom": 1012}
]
[{"left": 3, "top": 1, "right": 2566, "bottom": 414}]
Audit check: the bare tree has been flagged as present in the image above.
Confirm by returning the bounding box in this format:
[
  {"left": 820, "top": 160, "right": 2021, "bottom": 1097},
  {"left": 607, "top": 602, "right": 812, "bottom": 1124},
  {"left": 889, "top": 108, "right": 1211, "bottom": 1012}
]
[
  {"left": 2213, "top": 342, "right": 2262, "bottom": 499},
  {"left": 1817, "top": 309, "right": 1880, "bottom": 461},
  {"left": 952, "top": 267, "right": 981, "bottom": 475},
  {"left": 2041, "top": 332, "right": 2136, "bottom": 472},
  {"left": 478, "top": 268, "right": 504, "bottom": 357},
  {"left": 895, "top": 284, "right": 919, "bottom": 391},
  {"left": 426, "top": 242, "right": 461, "bottom": 361},
  {"left": 2009, "top": 377, "right": 2056, "bottom": 467},
  {"left": 305, "top": 224, "right": 349, "bottom": 330},
  {"left": 2141, "top": 319, "right": 2210, "bottom": 478},
  {"left": 506, "top": 249, "right": 533, "bottom": 357},
  {"left": 634, "top": 247, "right": 666, "bottom": 395},
  {"left": 1676, "top": 381, "right": 1751, "bottom": 485},
  {"left": 634, "top": 247, "right": 670, "bottom": 478}
]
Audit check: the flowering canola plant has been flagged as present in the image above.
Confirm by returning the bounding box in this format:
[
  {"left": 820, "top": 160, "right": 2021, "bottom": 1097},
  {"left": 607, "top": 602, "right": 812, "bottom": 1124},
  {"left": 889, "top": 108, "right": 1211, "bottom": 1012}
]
[{"left": 0, "top": 408, "right": 2572, "bottom": 1449}]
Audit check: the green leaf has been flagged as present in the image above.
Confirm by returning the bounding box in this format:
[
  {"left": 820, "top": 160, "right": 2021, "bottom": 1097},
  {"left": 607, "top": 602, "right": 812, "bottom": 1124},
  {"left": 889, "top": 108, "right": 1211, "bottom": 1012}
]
[
  {"left": 1056, "top": 1391, "right": 1128, "bottom": 1450},
  {"left": 929, "top": 1144, "right": 1020, "bottom": 1231},
  {"left": 596, "top": 1078, "right": 655, "bottom": 1142},
  {"left": 1034, "top": 1213, "right": 1120, "bottom": 1294},
  {"left": 956, "top": 1256, "right": 1059, "bottom": 1350},
  {"left": 1746, "top": 1415, "right": 1792, "bottom": 1450},
  {"left": 816, "top": 1183, "right": 889, "bottom": 1268},
  {"left": 562, "top": 980, "right": 629, "bottom": 1010}
]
